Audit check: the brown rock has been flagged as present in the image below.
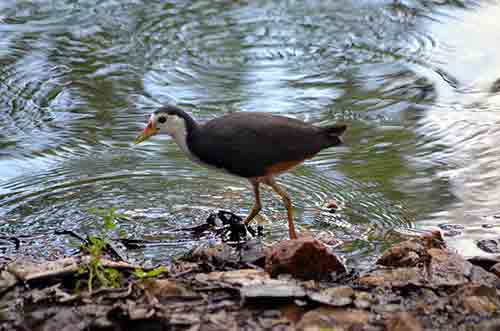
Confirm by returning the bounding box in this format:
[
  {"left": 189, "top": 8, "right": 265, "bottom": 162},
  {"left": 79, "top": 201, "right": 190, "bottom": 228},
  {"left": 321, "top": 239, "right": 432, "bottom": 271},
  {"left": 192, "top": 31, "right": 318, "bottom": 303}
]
[
  {"left": 325, "top": 199, "right": 338, "bottom": 210},
  {"left": 473, "top": 318, "right": 500, "bottom": 331},
  {"left": 428, "top": 249, "right": 498, "bottom": 287},
  {"left": 452, "top": 285, "right": 500, "bottom": 316},
  {"left": 265, "top": 238, "right": 346, "bottom": 280},
  {"left": 463, "top": 296, "right": 497, "bottom": 315},
  {"left": 280, "top": 303, "right": 306, "bottom": 323},
  {"left": 354, "top": 291, "right": 373, "bottom": 309},
  {"left": 357, "top": 267, "right": 426, "bottom": 287},
  {"left": 427, "top": 248, "right": 470, "bottom": 286},
  {"left": 365, "top": 244, "right": 498, "bottom": 289},
  {"left": 377, "top": 231, "right": 445, "bottom": 267},
  {"left": 143, "top": 279, "right": 193, "bottom": 297},
  {"left": 377, "top": 239, "right": 426, "bottom": 267},
  {"left": 386, "top": 312, "right": 423, "bottom": 331},
  {"left": 490, "top": 262, "right": 500, "bottom": 277},
  {"left": 422, "top": 230, "right": 446, "bottom": 250},
  {"left": 297, "top": 307, "right": 371, "bottom": 331},
  {"left": 308, "top": 286, "right": 354, "bottom": 306}
]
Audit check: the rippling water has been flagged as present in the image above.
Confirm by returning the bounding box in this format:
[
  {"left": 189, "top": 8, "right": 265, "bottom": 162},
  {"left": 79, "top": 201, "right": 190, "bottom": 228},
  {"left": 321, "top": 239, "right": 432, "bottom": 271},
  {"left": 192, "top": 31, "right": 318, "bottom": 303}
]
[{"left": 1, "top": 0, "right": 497, "bottom": 265}]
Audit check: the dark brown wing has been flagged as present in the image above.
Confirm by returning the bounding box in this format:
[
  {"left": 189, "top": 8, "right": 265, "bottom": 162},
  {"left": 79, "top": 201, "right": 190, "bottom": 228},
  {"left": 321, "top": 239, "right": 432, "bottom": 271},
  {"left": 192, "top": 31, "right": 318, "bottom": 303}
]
[{"left": 188, "top": 112, "right": 333, "bottom": 178}]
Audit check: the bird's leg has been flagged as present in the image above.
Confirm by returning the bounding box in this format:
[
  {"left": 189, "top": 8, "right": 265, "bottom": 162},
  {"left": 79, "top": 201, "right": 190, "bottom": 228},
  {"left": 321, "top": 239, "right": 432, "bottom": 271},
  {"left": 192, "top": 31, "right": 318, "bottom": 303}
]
[
  {"left": 265, "top": 178, "right": 298, "bottom": 240},
  {"left": 243, "top": 180, "right": 262, "bottom": 226}
]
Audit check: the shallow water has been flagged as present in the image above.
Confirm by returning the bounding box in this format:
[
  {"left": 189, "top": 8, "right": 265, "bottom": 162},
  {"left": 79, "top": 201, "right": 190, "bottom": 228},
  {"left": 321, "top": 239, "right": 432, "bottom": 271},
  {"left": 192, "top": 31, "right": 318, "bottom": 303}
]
[{"left": 1, "top": 0, "right": 499, "bottom": 265}]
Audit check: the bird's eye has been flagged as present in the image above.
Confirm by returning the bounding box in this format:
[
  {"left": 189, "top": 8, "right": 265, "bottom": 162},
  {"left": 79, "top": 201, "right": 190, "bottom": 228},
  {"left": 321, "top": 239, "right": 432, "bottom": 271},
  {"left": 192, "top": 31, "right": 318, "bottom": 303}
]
[{"left": 158, "top": 116, "right": 166, "bottom": 124}]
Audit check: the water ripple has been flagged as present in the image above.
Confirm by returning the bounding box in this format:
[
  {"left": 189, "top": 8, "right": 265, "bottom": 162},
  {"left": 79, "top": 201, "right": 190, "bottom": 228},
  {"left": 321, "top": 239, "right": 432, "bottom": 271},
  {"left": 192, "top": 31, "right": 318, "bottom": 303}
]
[{"left": 0, "top": 0, "right": 475, "bottom": 262}]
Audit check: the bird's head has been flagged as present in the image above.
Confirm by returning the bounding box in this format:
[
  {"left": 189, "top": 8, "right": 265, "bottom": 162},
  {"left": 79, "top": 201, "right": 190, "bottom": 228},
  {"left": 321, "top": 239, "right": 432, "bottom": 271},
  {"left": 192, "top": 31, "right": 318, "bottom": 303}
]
[{"left": 134, "top": 105, "right": 192, "bottom": 144}]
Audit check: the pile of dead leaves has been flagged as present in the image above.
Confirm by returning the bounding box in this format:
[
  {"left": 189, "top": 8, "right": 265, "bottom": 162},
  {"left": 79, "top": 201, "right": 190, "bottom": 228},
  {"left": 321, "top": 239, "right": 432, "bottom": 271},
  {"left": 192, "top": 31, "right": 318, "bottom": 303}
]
[{"left": 2, "top": 231, "right": 500, "bottom": 330}]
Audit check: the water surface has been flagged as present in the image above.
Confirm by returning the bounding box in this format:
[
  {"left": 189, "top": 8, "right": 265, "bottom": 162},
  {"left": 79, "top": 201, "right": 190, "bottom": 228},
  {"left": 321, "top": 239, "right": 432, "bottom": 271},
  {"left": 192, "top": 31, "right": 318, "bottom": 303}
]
[{"left": 1, "top": 0, "right": 498, "bottom": 265}]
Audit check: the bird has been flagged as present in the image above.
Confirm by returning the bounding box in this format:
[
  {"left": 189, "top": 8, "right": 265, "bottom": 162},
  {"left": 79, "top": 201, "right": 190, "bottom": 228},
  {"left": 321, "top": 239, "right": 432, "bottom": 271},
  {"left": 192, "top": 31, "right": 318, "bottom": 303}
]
[{"left": 134, "top": 105, "right": 347, "bottom": 240}]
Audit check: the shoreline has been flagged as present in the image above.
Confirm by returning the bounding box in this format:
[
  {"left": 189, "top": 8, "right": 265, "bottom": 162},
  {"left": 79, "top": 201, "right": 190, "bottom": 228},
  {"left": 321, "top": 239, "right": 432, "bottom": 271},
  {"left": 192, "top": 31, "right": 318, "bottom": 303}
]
[{"left": 1, "top": 231, "right": 500, "bottom": 331}]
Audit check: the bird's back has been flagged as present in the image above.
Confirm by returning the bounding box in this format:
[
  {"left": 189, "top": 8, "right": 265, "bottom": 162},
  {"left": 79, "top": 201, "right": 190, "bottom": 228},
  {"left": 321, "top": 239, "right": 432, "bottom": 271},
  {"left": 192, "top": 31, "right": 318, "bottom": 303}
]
[{"left": 188, "top": 112, "right": 344, "bottom": 178}]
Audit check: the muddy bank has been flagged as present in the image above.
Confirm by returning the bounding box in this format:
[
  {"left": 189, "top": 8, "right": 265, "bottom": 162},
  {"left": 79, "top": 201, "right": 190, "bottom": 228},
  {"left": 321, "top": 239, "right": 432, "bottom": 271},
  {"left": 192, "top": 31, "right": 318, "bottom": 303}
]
[{"left": 2, "top": 231, "right": 500, "bottom": 331}]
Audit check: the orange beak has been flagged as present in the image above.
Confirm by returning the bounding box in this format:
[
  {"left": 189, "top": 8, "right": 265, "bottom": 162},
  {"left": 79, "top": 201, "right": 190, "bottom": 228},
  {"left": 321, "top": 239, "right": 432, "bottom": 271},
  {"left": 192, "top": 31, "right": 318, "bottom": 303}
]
[{"left": 134, "top": 121, "right": 159, "bottom": 144}]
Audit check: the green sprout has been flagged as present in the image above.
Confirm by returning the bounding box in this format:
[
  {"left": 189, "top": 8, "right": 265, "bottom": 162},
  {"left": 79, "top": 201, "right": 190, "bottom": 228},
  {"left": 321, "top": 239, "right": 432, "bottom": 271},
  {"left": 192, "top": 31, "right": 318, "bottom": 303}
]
[
  {"left": 132, "top": 266, "right": 168, "bottom": 279},
  {"left": 77, "top": 207, "right": 125, "bottom": 293}
]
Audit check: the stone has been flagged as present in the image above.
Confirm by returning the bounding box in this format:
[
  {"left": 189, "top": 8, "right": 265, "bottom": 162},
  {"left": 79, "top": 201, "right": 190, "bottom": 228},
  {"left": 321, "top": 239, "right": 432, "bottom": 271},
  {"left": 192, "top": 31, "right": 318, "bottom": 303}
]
[
  {"left": 296, "top": 307, "right": 371, "bottom": 331},
  {"left": 357, "top": 267, "right": 426, "bottom": 287},
  {"left": 195, "top": 269, "right": 269, "bottom": 285},
  {"left": 427, "top": 248, "right": 470, "bottom": 286},
  {"left": 362, "top": 247, "right": 498, "bottom": 289},
  {"left": 377, "top": 231, "right": 445, "bottom": 268},
  {"left": 428, "top": 249, "right": 498, "bottom": 287},
  {"left": 240, "top": 280, "right": 307, "bottom": 299},
  {"left": 143, "top": 279, "right": 193, "bottom": 297},
  {"left": 490, "top": 262, "right": 500, "bottom": 278},
  {"left": 421, "top": 230, "right": 446, "bottom": 250},
  {"left": 468, "top": 263, "right": 499, "bottom": 287},
  {"left": 194, "top": 269, "right": 308, "bottom": 299},
  {"left": 452, "top": 285, "right": 500, "bottom": 316},
  {"left": 187, "top": 243, "right": 238, "bottom": 264},
  {"left": 365, "top": 237, "right": 499, "bottom": 289},
  {"left": 468, "top": 256, "right": 500, "bottom": 271},
  {"left": 186, "top": 241, "right": 266, "bottom": 266},
  {"left": 308, "top": 286, "right": 354, "bottom": 306},
  {"left": 325, "top": 199, "right": 338, "bottom": 211},
  {"left": 373, "top": 303, "right": 402, "bottom": 314},
  {"left": 265, "top": 238, "right": 346, "bottom": 280},
  {"left": 438, "top": 223, "right": 464, "bottom": 237},
  {"left": 279, "top": 303, "right": 305, "bottom": 323},
  {"left": 0, "top": 270, "right": 17, "bottom": 293},
  {"left": 386, "top": 312, "right": 423, "bottom": 331},
  {"left": 377, "top": 239, "right": 425, "bottom": 267},
  {"left": 438, "top": 223, "right": 464, "bottom": 230},
  {"left": 477, "top": 239, "right": 500, "bottom": 254},
  {"left": 462, "top": 296, "right": 497, "bottom": 316},
  {"left": 314, "top": 232, "right": 342, "bottom": 246},
  {"left": 472, "top": 318, "right": 500, "bottom": 331},
  {"left": 354, "top": 291, "right": 373, "bottom": 309},
  {"left": 442, "top": 230, "right": 462, "bottom": 237}
]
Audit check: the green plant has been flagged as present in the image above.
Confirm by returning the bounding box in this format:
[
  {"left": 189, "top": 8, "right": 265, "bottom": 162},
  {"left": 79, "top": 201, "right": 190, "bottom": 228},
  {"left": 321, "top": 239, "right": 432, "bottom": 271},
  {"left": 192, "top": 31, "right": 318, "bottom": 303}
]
[
  {"left": 132, "top": 266, "right": 168, "bottom": 279},
  {"left": 77, "top": 207, "right": 124, "bottom": 293}
]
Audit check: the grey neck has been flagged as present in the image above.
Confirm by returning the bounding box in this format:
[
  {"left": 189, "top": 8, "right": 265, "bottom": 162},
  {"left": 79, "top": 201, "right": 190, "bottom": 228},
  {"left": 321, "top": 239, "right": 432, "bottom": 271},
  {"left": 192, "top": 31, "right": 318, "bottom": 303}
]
[{"left": 175, "top": 109, "right": 198, "bottom": 135}]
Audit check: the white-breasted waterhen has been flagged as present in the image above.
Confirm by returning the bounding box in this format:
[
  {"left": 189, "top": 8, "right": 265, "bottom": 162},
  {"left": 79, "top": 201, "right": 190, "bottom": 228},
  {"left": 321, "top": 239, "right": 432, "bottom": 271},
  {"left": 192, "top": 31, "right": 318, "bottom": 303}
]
[{"left": 134, "top": 105, "right": 347, "bottom": 239}]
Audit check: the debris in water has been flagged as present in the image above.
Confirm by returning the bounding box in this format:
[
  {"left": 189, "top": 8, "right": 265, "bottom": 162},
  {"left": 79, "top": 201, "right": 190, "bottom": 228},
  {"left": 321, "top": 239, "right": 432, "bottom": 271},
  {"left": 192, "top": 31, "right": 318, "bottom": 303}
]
[{"left": 182, "top": 210, "right": 263, "bottom": 243}]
